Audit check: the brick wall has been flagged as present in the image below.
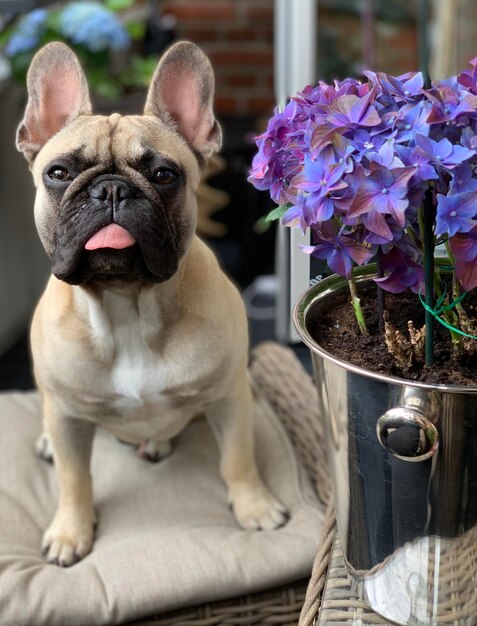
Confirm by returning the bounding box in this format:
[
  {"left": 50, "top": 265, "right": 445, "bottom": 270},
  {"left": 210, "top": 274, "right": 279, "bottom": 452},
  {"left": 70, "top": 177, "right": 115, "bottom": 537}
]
[
  {"left": 161, "top": 0, "right": 420, "bottom": 119},
  {"left": 161, "top": 0, "right": 275, "bottom": 117}
]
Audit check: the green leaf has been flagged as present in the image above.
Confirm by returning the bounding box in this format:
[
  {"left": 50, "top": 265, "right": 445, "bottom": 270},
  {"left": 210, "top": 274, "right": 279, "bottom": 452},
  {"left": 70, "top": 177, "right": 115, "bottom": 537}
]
[
  {"left": 94, "top": 78, "right": 122, "bottom": 100},
  {"left": 10, "top": 52, "right": 33, "bottom": 83},
  {"left": 45, "top": 11, "right": 61, "bottom": 32},
  {"left": 266, "top": 204, "right": 291, "bottom": 222},
  {"left": 119, "top": 54, "right": 158, "bottom": 89},
  {"left": 104, "top": 0, "right": 134, "bottom": 11},
  {"left": 253, "top": 216, "right": 271, "bottom": 234},
  {"left": 0, "top": 25, "right": 14, "bottom": 48},
  {"left": 126, "top": 21, "right": 146, "bottom": 41}
]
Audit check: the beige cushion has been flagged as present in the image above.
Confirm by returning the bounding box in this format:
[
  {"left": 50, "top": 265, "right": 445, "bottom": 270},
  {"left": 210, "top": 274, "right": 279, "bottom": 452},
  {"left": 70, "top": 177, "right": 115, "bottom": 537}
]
[{"left": 0, "top": 391, "right": 322, "bottom": 625}]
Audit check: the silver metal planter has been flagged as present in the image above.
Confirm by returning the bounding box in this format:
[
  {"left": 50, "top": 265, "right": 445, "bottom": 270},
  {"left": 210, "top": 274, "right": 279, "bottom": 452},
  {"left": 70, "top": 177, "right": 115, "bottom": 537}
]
[{"left": 294, "top": 268, "right": 477, "bottom": 625}]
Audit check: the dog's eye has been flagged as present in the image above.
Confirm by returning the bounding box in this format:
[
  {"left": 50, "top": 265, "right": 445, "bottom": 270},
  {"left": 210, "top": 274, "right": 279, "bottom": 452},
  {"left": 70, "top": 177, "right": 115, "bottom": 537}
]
[
  {"left": 49, "top": 168, "right": 72, "bottom": 182},
  {"left": 153, "top": 168, "right": 177, "bottom": 185}
]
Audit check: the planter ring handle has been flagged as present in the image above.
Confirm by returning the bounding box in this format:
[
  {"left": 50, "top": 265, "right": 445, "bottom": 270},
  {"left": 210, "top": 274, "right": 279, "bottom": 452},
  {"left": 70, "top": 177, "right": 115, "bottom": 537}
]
[{"left": 377, "top": 407, "right": 439, "bottom": 462}]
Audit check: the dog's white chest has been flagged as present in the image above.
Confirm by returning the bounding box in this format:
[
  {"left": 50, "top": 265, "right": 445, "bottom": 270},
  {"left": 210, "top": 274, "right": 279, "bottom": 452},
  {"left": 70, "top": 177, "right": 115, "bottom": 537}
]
[
  {"left": 80, "top": 289, "right": 203, "bottom": 442},
  {"left": 92, "top": 290, "right": 166, "bottom": 405},
  {"left": 111, "top": 331, "right": 157, "bottom": 405},
  {"left": 75, "top": 286, "right": 211, "bottom": 442}
]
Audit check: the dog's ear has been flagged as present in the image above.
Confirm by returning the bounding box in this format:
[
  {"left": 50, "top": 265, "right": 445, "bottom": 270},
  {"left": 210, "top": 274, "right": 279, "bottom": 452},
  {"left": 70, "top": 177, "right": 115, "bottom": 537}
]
[
  {"left": 16, "top": 42, "right": 91, "bottom": 164},
  {"left": 144, "top": 41, "right": 222, "bottom": 161}
]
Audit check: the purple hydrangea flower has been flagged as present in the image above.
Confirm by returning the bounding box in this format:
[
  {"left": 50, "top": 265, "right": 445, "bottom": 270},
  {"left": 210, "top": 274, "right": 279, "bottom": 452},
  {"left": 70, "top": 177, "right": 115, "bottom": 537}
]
[
  {"left": 449, "top": 162, "right": 477, "bottom": 194},
  {"left": 425, "top": 78, "right": 477, "bottom": 124},
  {"left": 364, "top": 70, "right": 423, "bottom": 101},
  {"left": 415, "top": 135, "right": 475, "bottom": 170},
  {"left": 450, "top": 227, "right": 477, "bottom": 290},
  {"left": 374, "top": 248, "right": 424, "bottom": 293},
  {"left": 457, "top": 58, "right": 477, "bottom": 94},
  {"left": 248, "top": 57, "right": 477, "bottom": 297},
  {"left": 395, "top": 145, "right": 438, "bottom": 184},
  {"left": 460, "top": 127, "right": 477, "bottom": 151},
  {"left": 367, "top": 139, "right": 404, "bottom": 168},
  {"left": 436, "top": 190, "right": 477, "bottom": 236},
  {"left": 302, "top": 228, "right": 374, "bottom": 278},
  {"left": 352, "top": 129, "right": 388, "bottom": 160},
  {"left": 393, "top": 101, "right": 430, "bottom": 143},
  {"left": 325, "top": 89, "right": 382, "bottom": 129},
  {"left": 248, "top": 100, "right": 306, "bottom": 204},
  {"left": 292, "top": 155, "right": 347, "bottom": 223},
  {"left": 282, "top": 196, "right": 308, "bottom": 232},
  {"left": 347, "top": 163, "right": 416, "bottom": 230}
]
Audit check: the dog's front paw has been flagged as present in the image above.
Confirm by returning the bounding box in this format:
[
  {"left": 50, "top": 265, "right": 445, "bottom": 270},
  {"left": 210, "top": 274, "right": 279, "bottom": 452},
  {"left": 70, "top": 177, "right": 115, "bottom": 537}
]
[
  {"left": 35, "top": 432, "right": 54, "bottom": 463},
  {"left": 42, "top": 509, "right": 96, "bottom": 566},
  {"left": 136, "top": 439, "right": 172, "bottom": 463},
  {"left": 230, "top": 483, "right": 289, "bottom": 531}
]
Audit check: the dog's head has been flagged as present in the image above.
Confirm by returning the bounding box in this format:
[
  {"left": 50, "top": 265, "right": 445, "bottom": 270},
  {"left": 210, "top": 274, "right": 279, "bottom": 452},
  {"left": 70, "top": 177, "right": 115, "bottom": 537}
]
[{"left": 16, "top": 41, "right": 221, "bottom": 285}]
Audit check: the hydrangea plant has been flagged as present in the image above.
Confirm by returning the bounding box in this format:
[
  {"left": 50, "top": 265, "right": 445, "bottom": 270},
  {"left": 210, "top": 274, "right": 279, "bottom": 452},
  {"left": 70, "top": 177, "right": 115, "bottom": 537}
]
[
  {"left": 249, "top": 61, "right": 477, "bottom": 364},
  {"left": 1, "top": 0, "right": 157, "bottom": 100}
]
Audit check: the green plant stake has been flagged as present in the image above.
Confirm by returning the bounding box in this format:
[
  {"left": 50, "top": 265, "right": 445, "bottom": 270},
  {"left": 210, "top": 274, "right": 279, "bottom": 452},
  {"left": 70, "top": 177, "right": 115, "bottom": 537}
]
[{"left": 423, "top": 191, "right": 435, "bottom": 365}]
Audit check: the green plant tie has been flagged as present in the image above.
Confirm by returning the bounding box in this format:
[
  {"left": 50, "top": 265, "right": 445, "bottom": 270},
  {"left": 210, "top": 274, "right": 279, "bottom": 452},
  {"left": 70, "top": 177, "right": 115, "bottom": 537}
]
[{"left": 418, "top": 289, "right": 477, "bottom": 340}]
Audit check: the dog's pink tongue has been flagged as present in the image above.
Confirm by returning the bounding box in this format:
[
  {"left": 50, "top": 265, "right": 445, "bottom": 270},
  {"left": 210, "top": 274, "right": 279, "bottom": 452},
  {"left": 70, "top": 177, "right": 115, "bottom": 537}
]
[{"left": 85, "top": 224, "right": 136, "bottom": 250}]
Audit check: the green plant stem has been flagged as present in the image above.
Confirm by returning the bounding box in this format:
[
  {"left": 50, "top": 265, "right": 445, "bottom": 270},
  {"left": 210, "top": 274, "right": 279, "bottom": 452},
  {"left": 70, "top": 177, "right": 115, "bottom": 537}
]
[
  {"left": 405, "top": 226, "right": 420, "bottom": 247},
  {"left": 444, "top": 240, "right": 456, "bottom": 272},
  {"left": 348, "top": 272, "right": 368, "bottom": 335},
  {"left": 433, "top": 269, "right": 462, "bottom": 349},
  {"left": 445, "top": 242, "right": 467, "bottom": 349},
  {"left": 434, "top": 243, "right": 463, "bottom": 348}
]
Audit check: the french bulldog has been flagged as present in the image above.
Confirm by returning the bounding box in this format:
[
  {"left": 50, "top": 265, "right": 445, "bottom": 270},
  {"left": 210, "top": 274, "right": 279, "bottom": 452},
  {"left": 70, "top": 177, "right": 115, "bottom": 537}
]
[{"left": 17, "top": 41, "right": 288, "bottom": 567}]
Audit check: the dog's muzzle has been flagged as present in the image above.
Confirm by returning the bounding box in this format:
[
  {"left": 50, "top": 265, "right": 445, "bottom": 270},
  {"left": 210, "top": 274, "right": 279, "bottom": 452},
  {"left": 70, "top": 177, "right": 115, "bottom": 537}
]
[
  {"left": 85, "top": 178, "right": 138, "bottom": 252},
  {"left": 50, "top": 175, "right": 183, "bottom": 285},
  {"left": 89, "top": 176, "right": 138, "bottom": 207}
]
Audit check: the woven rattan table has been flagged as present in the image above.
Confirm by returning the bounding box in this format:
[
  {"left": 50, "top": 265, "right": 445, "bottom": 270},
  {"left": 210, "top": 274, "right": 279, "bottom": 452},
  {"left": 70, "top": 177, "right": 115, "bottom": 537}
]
[
  {"left": 316, "top": 535, "right": 393, "bottom": 625},
  {"left": 125, "top": 340, "right": 477, "bottom": 626}
]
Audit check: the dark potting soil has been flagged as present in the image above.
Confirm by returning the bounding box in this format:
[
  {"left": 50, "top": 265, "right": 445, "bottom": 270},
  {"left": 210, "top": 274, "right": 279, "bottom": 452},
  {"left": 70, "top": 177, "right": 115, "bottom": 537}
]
[{"left": 307, "top": 285, "right": 477, "bottom": 386}]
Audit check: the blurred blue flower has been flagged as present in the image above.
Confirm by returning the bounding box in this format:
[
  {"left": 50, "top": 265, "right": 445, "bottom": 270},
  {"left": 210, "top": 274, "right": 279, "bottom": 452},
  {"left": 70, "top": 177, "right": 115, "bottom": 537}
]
[
  {"left": 5, "top": 9, "right": 48, "bottom": 57},
  {"left": 59, "top": 2, "right": 130, "bottom": 53}
]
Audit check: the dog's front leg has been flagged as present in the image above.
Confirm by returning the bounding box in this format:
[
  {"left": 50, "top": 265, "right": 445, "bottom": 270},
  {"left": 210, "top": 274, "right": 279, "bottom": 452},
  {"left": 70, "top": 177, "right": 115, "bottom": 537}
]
[
  {"left": 41, "top": 393, "right": 96, "bottom": 566},
  {"left": 206, "top": 373, "right": 288, "bottom": 530}
]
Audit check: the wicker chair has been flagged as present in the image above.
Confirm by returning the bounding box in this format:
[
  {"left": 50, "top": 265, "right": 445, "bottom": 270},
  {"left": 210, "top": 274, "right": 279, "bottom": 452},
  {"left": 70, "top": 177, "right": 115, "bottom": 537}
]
[{"left": 126, "top": 342, "right": 334, "bottom": 626}]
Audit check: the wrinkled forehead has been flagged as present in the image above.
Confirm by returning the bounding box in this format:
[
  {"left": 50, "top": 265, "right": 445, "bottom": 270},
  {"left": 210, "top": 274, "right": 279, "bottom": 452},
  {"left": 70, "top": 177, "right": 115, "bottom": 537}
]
[{"left": 33, "top": 113, "right": 201, "bottom": 182}]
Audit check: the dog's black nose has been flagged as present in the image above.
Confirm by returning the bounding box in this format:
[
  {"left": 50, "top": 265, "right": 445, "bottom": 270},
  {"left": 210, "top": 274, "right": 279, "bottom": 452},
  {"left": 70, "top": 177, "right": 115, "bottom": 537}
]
[{"left": 90, "top": 179, "right": 133, "bottom": 202}]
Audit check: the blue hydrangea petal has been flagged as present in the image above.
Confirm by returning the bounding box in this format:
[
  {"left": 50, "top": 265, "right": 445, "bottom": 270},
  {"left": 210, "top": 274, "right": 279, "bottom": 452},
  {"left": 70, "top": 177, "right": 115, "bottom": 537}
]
[
  {"left": 58, "top": 1, "right": 130, "bottom": 53},
  {"left": 5, "top": 8, "right": 48, "bottom": 57}
]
